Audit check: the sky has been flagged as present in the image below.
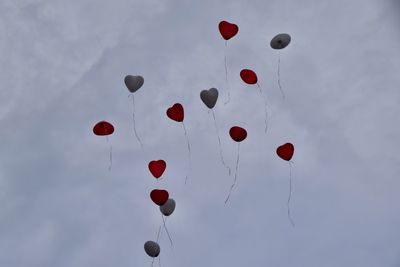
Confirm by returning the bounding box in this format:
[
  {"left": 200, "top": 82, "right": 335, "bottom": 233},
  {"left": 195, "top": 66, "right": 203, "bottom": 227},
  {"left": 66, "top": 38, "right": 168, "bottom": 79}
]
[{"left": 0, "top": 0, "right": 400, "bottom": 266}]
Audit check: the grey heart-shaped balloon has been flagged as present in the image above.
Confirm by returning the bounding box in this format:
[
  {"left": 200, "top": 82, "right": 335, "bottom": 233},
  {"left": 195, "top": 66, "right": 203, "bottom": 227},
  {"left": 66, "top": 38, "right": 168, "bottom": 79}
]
[
  {"left": 124, "top": 75, "right": 144, "bottom": 93},
  {"left": 144, "top": 240, "right": 160, "bottom": 258},
  {"left": 200, "top": 88, "right": 219, "bottom": 109},
  {"left": 160, "top": 198, "right": 176, "bottom": 216}
]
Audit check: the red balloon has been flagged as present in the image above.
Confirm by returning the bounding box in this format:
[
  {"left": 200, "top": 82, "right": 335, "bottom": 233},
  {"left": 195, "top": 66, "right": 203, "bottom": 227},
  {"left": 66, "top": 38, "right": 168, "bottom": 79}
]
[
  {"left": 240, "top": 69, "right": 258, "bottom": 85},
  {"left": 218, "top": 21, "right": 239, "bottom": 40},
  {"left": 166, "top": 103, "right": 184, "bottom": 122},
  {"left": 150, "top": 189, "right": 169, "bottom": 206},
  {"left": 148, "top": 160, "right": 166, "bottom": 178},
  {"left": 276, "top": 143, "right": 294, "bottom": 161},
  {"left": 229, "top": 126, "right": 247, "bottom": 142},
  {"left": 93, "top": 121, "right": 114, "bottom": 136}
]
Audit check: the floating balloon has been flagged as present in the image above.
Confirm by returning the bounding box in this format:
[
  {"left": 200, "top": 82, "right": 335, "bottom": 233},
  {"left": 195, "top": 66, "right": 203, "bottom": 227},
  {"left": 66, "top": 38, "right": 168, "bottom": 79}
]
[
  {"left": 166, "top": 103, "right": 184, "bottom": 122},
  {"left": 229, "top": 126, "right": 247, "bottom": 142},
  {"left": 93, "top": 121, "right": 114, "bottom": 170},
  {"left": 166, "top": 103, "right": 191, "bottom": 183},
  {"left": 144, "top": 240, "right": 160, "bottom": 258},
  {"left": 160, "top": 198, "right": 176, "bottom": 216},
  {"left": 276, "top": 143, "right": 294, "bottom": 161},
  {"left": 218, "top": 21, "right": 238, "bottom": 104},
  {"left": 225, "top": 126, "right": 247, "bottom": 204},
  {"left": 124, "top": 75, "right": 144, "bottom": 147},
  {"left": 200, "top": 88, "right": 218, "bottom": 109},
  {"left": 218, "top": 21, "right": 239, "bottom": 40},
  {"left": 150, "top": 189, "right": 169, "bottom": 206},
  {"left": 270, "top": 34, "right": 291, "bottom": 99},
  {"left": 277, "top": 142, "right": 295, "bottom": 227},
  {"left": 93, "top": 121, "right": 114, "bottom": 136},
  {"left": 240, "top": 69, "right": 258, "bottom": 85},
  {"left": 148, "top": 160, "right": 166, "bottom": 179},
  {"left": 124, "top": 75, "right": 144, "bottom": 93}
]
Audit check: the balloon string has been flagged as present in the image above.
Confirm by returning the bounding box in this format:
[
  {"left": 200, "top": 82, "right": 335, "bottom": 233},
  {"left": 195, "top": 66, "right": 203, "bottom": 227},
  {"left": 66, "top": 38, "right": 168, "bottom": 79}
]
[
  {"left": 223, "top": 40, "right": 231, "bottom": 105},
  {"left": 277, "top": 53, "right": 285, "bottom": 100},
  {"left": 130, "top": 94, "right": 143, "bottom": 148},
  {"left": 225, "top": 143, "right": 240, "bottom": 204},
  {"left": 106, "top": 136, "right": 112, "bottom": 171},
  {"left": 287, "top": 161, "right": 295, "bottom": 227},
  {"left": 182, "top": 121, "right": 191, "bottom": 184},
  {"left": 212, "top": 110, "right": 231, "bottom": 176},
  {"left": 161, "top": 215, "right": 173, "bottom": 247},
  {"left": 256, "top": 83, "right": 269, "bottom": 133}
]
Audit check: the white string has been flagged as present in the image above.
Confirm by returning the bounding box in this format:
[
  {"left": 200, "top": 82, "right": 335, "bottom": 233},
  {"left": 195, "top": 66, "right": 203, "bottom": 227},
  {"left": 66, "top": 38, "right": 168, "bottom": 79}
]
[
  {"left": 225, "top": 143, "right": 240, "bottom": 204},
  {"left": 287, "top": 161, "right": 295, "bottom": 227},
  {"left": 256, "top": 83, "right": 269, "bottom": 133},
  {"left": 212, "top": 110, "right": 231, "bottom": 175},
  {"left": 182, "top": 122, "right": 191, "bottom": 184},
  {"left": 130, "top": 94, "right": 143, "bottom": 148},
  {"left": 223, "top": 40, "right": 231, "bottom": 105}
]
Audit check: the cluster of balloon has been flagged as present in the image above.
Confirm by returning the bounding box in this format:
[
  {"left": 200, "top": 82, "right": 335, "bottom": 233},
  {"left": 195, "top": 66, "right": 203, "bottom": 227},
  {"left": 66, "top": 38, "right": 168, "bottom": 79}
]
[
  {"left": 240, "top": 69, "right": 269, "bottom": 134},
  {"left": 124, "top": 75, "right": 144, "bottom": 147},
  {"left": 166, "top": 103, "right": 191, "bottom": 183},
  {"left": 218, "top": 20, "right": 239, "bottom": 104},
  {"left": 92, "top": 121, "right": 114, "bottom": 170},
  {"left": 225, "top": 126, "right": 247, "bottom": 204},
  {"left": 270, "top": 33, "right": 291, "bottom": 99},
  {"left": 200, "top": 88, "right": 231, "bottom": 175},
  {"left": 276, "top": 143, "right": 295, "bottom": 227}
]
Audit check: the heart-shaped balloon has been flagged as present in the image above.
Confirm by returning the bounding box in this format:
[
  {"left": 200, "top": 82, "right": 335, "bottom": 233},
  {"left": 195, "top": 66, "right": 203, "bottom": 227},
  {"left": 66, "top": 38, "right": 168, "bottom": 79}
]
[
  {"left": 148, "top": 160, "right": 166, "bottom": 178},
  {"left": 150, "top": 189, "right": 169, "bottom": 206},
  {"left": 124, "top": 75, "right": 144, "bottom": 93},
  {"left": 160, "top": 198, "right": 176, "bottom": 216},
  {"left": 144, "top": 241, "right": 160, "bottom": 258},
  {"left": 276, "top": 143, "right": 294, "bottom": 161},
  {"left": 166, "top": 103, "right": 184, "bottom": 122},
  {"left": 218, "top": 21, "right": 239, "bottom": 40},
  {"left": 240, "top": 69, "right": 258, "bottom": 85},
  {"left": 200, "top": 88, "right": 218, "bottom": 109},
  {"left": 93, "top": 121, "right": 114, "bottom": 136},
  {"left": 229, "top": 126, "right": 247, "bottom": 142}
]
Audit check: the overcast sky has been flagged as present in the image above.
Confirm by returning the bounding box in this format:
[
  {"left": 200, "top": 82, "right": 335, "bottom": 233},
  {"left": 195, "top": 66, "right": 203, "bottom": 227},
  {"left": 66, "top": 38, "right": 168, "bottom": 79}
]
[{"left": 1, "top": 0, "right": 400, "bottom": 266}]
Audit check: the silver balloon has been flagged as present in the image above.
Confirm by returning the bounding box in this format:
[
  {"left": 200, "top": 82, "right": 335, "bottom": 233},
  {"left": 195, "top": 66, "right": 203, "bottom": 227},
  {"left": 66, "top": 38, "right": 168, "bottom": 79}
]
[
  {"left": 160, "top": 198, "right": 176, "bottom": 216},
  {"left": 200, "top": 88, "right": 219, "bottom": 109},
  {"left": 270, "top": 33, "right": 291, "bottom": 49},
  {"left": 144, "top": 240, "right": 160, "bottom": 258},
  {"left": 124, "top": 75, "right": 144, "bottom": 93}
]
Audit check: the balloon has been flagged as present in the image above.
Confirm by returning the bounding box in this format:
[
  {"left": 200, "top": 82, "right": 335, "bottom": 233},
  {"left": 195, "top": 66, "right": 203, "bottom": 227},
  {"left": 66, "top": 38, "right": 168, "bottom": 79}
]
[
  {"left": 270, "top": 33, "right": 291, "bottom": 50},
  {"left": 200, "top": 88, "right": 219, "bottom": 109},
  {"left": 160, "top": 198, "right": 176, "bottom": 216},
  {"left": 144, "top": 241, "right": 160, "bottom": 258},
  {"left": 276, "top": 143, "right": 294, "bottom": 161},
  {"left": 124, "top": 75, "right": 144, "bottom": 93},
  {"left": 148, "top": 160, "right": 166, "bottom": 179},
  {"left": 240, "top": 69, "right": 258, "bottom": 85},
  {"left": 93, "top": 121, "right": 114, "bottom": 136},
  {"left": 229, "top": 126, "right": 247, "bottom": 142},
  {"left": 218, "top": 21, "right": 239, "bottom": 40},
  {"left": 150, "top": 189, "right": 169, "bottom": 206},
  {"left": 166, "top": 103, "right": 184, "bottom": 122}
]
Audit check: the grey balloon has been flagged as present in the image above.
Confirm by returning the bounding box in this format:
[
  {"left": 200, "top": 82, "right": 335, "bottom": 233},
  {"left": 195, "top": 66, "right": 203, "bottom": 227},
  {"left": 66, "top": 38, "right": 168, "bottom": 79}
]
[
  {"left": 124, "top": 75, "right": 144, "bottom": 93},
  {"left": 270, "top": 33, "right": 291, "bottom": 49},
  {"left": 144, "top": 241, "right": 160, "bottom": 258},
  {"left": 160, "top": 198, "right": 176, "bottom": 216},
  {"left": 200, "top": 88, "right": 219, "bottom": 109}
]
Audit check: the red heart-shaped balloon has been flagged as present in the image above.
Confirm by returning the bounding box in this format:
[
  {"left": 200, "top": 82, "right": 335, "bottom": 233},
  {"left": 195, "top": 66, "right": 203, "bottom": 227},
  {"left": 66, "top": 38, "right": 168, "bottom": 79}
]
[
  {"left": 240, "top": 69, "right": 258, "bottom": 85},
  {"left": 93, "top": 121, "right": 114, "bottom": 136},
  {"left": 150, "top": 189, "right": 169, "bottom": 206},
  {"left": 229, "top": 126, "right": 247, "bottom": 142},
  {"left": 276, "top": 143, "right": 294, "bottom": 161},
  {"left": 148, "top": 160, "right": 166, "bottom": 178},
  {"left": 219, "top": 21, "right": 239, "bottom": 40},
  {"left": 166, "top": 103, "right": 184, "bottom": 122}
]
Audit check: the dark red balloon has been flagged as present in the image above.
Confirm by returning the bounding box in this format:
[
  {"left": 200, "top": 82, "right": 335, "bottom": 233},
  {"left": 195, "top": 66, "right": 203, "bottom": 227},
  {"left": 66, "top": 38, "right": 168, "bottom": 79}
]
[
  {"left": 93, "top": 121, "right": 114, "bottom": 136},
  {"left": 148, "top": 160, "right": 166, "bottom": 179},
  {"left": 166, "top": 103, "right": 184, "bottom": 122},
  {"left": 276, "top": 143, "right": 294, "bottom": 161},
  {"left": 150, "top": 189, "right": 169, "bottom": 206},
  {"left": 240, "top": 69, "right": 258, "bottom": 85},
  {"left": 229, "top": 126, "right": 247, "bottom": 142},
  {"left": 218, "top": 21, "right": 239, "bottom": 40}
]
